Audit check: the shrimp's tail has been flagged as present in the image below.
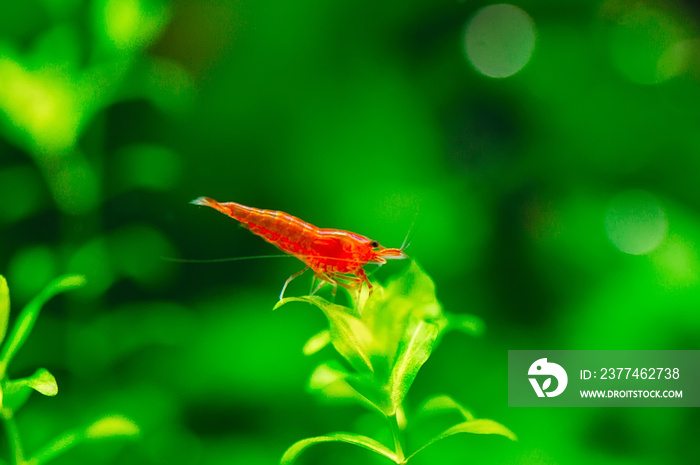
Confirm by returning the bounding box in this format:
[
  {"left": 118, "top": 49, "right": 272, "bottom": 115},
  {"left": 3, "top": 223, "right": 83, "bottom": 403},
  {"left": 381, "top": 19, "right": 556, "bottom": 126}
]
[
  {"left": 191, "top": 197, "right": 308, "bottom": 250},
  {"left": 191, "top": 196, "right": 217, "bottom": 208},
  {"left": 191, "top": 197, "right": 256, "bottom": 224}
]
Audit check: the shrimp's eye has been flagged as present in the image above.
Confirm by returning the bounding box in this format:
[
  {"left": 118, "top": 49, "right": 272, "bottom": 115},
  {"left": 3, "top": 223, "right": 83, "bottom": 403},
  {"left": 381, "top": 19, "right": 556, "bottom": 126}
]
[{"left": 370, "top": 240, "right": 380, "bottom": 248}]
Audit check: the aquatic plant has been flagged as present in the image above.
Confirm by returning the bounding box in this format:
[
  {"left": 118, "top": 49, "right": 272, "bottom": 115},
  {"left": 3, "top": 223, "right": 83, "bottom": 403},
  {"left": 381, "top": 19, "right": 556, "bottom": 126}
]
[
  {"left": 275, "top": 262, "right": 515, "bottom": 464},
  {"left": 0, "top": 275, "right": 138, "bottom": 465}
]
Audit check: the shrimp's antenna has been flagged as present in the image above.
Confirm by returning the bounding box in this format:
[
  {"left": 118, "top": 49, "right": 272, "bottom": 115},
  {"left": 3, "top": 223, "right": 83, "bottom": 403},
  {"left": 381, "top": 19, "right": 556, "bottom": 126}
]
[
  {"left": 400, "top": 208, "right": 420, "bottom": 251},
  {"left": 162, "top": 253, "right": 386, "bottom": 265},
  {"left": 161, "top": 254, "right": 295, "bottom": 264}
]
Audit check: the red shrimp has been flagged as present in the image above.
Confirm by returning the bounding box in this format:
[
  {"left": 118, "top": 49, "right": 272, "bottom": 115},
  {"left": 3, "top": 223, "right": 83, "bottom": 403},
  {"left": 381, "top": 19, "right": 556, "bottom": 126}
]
[{"left": 191, "top": 197, "right": 408, "bottom": 300}]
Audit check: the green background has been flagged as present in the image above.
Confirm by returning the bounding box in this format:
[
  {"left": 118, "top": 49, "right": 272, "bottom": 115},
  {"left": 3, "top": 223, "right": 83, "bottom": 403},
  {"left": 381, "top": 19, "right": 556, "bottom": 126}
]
[{"left": 1, "top": 0, "right": 699, "bottom": 464}]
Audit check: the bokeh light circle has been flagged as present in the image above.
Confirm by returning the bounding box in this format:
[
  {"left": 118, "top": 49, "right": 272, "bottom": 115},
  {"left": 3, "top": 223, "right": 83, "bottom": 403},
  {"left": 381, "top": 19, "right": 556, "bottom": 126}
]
[
  {"left": 8, "top": 245, "right": 58, "bottom": 300},
  {"left": 609, "top": 6, "right": 682, "bottom": 85},
  {"left": 465, "top": 4, "right": 536, "bottom": 78},
  {"left": 605, "top": 190, "right": 668, "bottom": 255},
  {"left": 657, "top": 39, "right": 700, "bottom": 81}
]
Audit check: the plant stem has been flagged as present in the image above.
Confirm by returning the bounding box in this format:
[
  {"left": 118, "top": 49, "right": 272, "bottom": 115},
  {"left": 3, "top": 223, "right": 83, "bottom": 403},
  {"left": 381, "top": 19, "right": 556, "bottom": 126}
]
[
  {"left": 2, "top": 408, "right": 25, "bottom": 465},
  {"left": 388, "top": 412, "right": 405, "bottom": 464},
  {"left": 31, "top": 431, "right": 79, "bottom": 465}
]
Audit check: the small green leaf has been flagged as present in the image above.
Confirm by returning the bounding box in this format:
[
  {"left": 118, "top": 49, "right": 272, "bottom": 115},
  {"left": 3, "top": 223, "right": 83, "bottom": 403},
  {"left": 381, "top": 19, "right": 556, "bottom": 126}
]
[
  {"left": 344, "top": 373, "right": 392, "bottom": 414},
  {"left": 281, "top": 433, "right": 398, "bottom": 465},
  {"left": 407, "top": 419, "right": 517, "bottom": 461},
  {"left": 308, "top": 363, "right": 390, "bottom": 414},
  {"left": 85, "top": 415, "right": 140, "bottom": 439},
  {"left": 30, "top": 368, "right": 58, "bottom": 396},
  {"left": 415, "top": 394, "right": 475, "bottom": 422},
  {"left": 388, "top": 320, "right": 439, "bottom": 412},
  {"left": 309, "top": 361, "right": 353, "bottom": 390},
  {"left": 0, "top": 275, "right": 9, "bottom": 345},
  {"left": 23, "top": 368, "right": 58, "bottom": 396},
  {"left": 308, "top": 362, "right": 381, "bottom": 411},
  {"left": 0, "top": 275, "right": 85, "bottom": 376},
  {"left": 276, "top": 296, "right": 373, "bottom": 373},
  {"left": 358, "top": 261, "right": 445, "bottom": 367},
  {"left": 302, "top": 329, "right": 330, "bottom": 356},
  {"left": 31, "top": 415, "right": 139, "bottom": 464},
  {"left": 2, "top": 368, "right": 59, "bottom": 412},
  {"left": 275, "top": 296, "right": 359, "bottom": 318},
  {"left": 324, "top": 309, "right": 373, "bottom": 373}
]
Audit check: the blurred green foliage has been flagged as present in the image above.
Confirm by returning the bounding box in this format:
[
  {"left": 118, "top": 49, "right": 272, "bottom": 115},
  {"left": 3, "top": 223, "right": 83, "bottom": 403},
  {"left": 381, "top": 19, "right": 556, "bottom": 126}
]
[
  {"left": 0, "top": 275, "right": 138, "bottom": 464},
  {"left": 1, "top": 0, "right": 700, "bottom": 464}
]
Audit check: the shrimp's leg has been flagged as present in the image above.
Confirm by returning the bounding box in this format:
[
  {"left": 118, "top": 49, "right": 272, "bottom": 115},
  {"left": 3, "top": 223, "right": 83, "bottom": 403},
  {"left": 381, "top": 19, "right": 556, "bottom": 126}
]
[
  {"left": 325, "top": 272, "right": 366, "bottom": 308},
  {"left": 310, "top": 278, "right": 326, "bottom": 296},
  {"left": 316, "top": 273, "right": 339, "bottom": 300},
  {"left": 328, "top": 276, "right": 339, "bottom": 300},
  {"left": 280, "top": 266, "right": 309, "bottom": 301},
  {"left": 354, "top": 268, "right": 373, "bottom": 298},
  {"left": 331, "top": 281, "right": 338, "bottom": 298}
]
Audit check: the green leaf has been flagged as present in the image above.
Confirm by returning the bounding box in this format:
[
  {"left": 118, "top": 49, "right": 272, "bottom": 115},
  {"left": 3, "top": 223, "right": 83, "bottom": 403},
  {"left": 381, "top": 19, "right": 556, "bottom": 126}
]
[
  {"left": 357, "top": 261, "right": 445, "bottom": 368},
  {"left": 308, "top": 361, "right": 350, "bottom": 392},
  {"left": 85, "top": 415, "right": 140, "bottom": 439},
  {"left": 388, "top": 320, "right": 439, "bottom": 412},
  {"left": 317, "top": 307, "right": 374, "bottom": 373},
  {"left": 276, "top": 297, "right": 373, "bottom": 373},
  {"left": 275, "top": 296, "right": 359, "bottom": 318},
  {"left": 415, "top": 394, "right": 475, "bottom": 422},
  {"left": 8, "top": 368, "right": 59, "bottom": 396},
  {"left": 0, "top": 275, "right": 9, "bottom": 345},
  {"left": 27, "top": 368, "right": 59, "bottom": 396},
  {"left": 302, "top": 329, "right": 330, "bottom": 356},
  {"left": 0, "top": 275, "right": 85, "bottom": 377},
  {"left": 344, "top": 373, "right": 392, "bottom": 414},
  {"left": 308, "top": 361, "right": 389, "bottom": 413},
  {"left": 280, "top": 433, "right": 398, "bottom": 465},
  {"left": 31, "top": 415, "right": 139, "bottom": 464},
  {"left": 407, "top": 419, "right": 517, "bottom": 461},
  {"left": 2, "top": 368, "right": 59, "bottom": 411},
  {"left": 308, "top": 362, "right": 378, "bottom": 409}
]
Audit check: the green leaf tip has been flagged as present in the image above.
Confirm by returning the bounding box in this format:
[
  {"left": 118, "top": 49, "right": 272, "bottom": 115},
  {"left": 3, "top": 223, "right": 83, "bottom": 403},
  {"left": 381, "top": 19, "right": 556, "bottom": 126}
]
[
  {"left": 2, "top": 368, "right": 59, "bottom": 408},
  {"left": 302, "top": 329, "right": 331, "bottom": 355},
  {"left": 273, "top": 296, "right": 340, "bottom": 312},
  {"left": 0, "top": 275, "right": 9, "bottom": 345},
  {"left": 52, "top": 274, "right": 87, "bottom": 291},
  {"left": 85, "top": 415, "right": 140, "bottom": 439},
  {"left": 416, "top": 394, "right": 475, "bottom": 422},
  {"left": 280, "top": 433, "right": 398, "bottom": 465},
  {"left": 309, "top": 362, "right": 348, "bottom": 391},
  {"left": 0, "top": 274, "right": 87, "bottom": 376},
  {"left": 444, "top": 419, "right": 517, "bottom": 441},
  {"left": 407, "top": 419, "right": 517, "bottom": 461},
  {"left": 30, "top": 415, "right": 139, "bottom": 464},
  {"left": 275, "top": 295, "right": 373, "bottom": 373},
  {"left": 29, "top": 368, "right": 59, "bottom": 396}
]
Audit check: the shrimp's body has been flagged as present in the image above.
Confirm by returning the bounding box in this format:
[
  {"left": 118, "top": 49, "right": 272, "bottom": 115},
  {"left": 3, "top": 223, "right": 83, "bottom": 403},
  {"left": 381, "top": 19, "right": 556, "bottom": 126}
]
[{"left": 192, "top": 197, "right": 407, "bottom": 299}]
